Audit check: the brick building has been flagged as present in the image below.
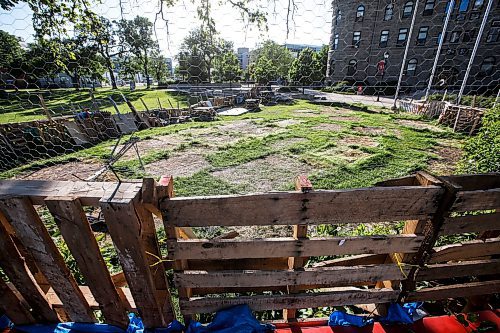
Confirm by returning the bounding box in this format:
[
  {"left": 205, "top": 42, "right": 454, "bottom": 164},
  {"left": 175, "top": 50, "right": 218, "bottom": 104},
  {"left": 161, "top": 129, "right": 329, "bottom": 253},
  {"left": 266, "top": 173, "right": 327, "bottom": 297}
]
[{"left": 326, "top": 0, "right": 500, "bottom": 94}]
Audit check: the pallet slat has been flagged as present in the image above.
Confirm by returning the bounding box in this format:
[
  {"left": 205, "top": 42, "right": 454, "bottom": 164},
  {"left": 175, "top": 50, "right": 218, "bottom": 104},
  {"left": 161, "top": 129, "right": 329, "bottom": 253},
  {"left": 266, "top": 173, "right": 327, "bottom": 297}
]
[
  {"left": 0, "top": 213, "right": 58, "bottom": 323},
  {"left": 406, "top": 280, "right": 500, "bottom": 302},
  {"left": 175, "top": 264, "right": 409, "bottom": 288},
  {"left": 45, "top": 197, "right": 129, "bottom": 328},
  {"left": 162, "top": 186, "right": 443, "bottom": 227},
  {"left": 430, "top": 238, "right": 500, "bottom": 263},
  {"left": 440, "top": 212, "right": 500, "bottom": 235},
  {"left": 100, "top": 192, "right": 172, "bottom": 327},
  {"left": 451, "top": 189, "right": 500, "bottom": 212},
  {"left": 0, "top": 280, "right": 36, "bottom": 325},
  {"left": 180, "top": 288, "right": 399, "bottom": 315},
  {"left": 416, "top": 259, "right": 500, "bottom": 281},
  {"left": 167, "top": 235, "right": 423, "bottom": 260},
  {"left": 0, "top": 197, "right": 95, "bottom": 322}
]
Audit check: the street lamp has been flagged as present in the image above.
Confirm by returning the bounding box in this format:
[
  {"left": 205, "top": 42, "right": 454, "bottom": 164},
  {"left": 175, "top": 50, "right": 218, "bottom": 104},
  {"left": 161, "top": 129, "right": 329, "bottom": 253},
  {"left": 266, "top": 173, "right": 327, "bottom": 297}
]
[{"left": 377, "top": 52, "right": 390, "bottom": 102}]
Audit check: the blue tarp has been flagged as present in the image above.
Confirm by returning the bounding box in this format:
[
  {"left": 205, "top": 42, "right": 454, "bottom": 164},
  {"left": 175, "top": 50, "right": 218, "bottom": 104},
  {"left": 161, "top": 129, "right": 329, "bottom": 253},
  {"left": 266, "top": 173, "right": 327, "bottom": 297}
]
[
  {"left": 329, "top": 302, "right": 426, "bottom": 328},
  {"left": 186, "top": 305, "right": 274, "bottom": 333}
]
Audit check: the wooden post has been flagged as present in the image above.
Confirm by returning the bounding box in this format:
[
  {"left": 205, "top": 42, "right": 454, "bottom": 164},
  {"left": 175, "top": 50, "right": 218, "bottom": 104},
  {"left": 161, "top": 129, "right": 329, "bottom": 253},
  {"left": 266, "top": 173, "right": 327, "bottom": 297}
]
[
  {"left": 0, "top": 197, "right": 95, "bottom": 322},
  {"left": 159, "top": 175, "right": 193, "bottom": 323},
  {"left": 0, "top": 279, "right": 36, "bottom": 325},
  {"left": 100, "top": 184, "right": 174, "bottom": 327},
  {"left": 37, "top": 95, "right": 53, "bottom": 122},
  {"left": 283, "top": 175, "right": 312, "bottom": 321},
  {"left": 45, "top": 197, "right": 130, "bottom": 328}
]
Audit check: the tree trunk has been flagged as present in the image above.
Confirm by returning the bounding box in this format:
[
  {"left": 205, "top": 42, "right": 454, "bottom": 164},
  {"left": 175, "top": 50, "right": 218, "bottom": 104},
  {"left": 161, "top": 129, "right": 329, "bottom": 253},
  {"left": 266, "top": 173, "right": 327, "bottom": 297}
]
[
  {"left": 106, "top": 59, "right": 118, "bottom": 89},
  {"left": 144, "top": 51, "right": 150, "bottom": 89}
]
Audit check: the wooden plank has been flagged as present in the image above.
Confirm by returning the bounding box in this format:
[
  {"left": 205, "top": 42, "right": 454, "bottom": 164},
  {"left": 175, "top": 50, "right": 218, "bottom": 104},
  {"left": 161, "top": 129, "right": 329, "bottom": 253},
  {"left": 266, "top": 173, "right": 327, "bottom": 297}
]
[
  {"left": 0, "top": 180, "right": 142, "bottom": 206},
  {"left": 175, "top": 264, "right": 409, "bottom": 288},
  {"left": 45, "top": 197, "right": 129, "bottom": 328},
  {"left": 312, "top": 254, "right": 387, "bottom": 268},
  {"left": 167, "top": 234, "right": 423, "bottom": 260},
  {"left": 100, "top": 191, "right": 170, "bottom": 327},
  {"left": 180, "top": 288, "right": 399, "bottom": 315},
  {"left": 429, "top": 238, "right": 500, "bottom": 263},
  {"left": 440, "top": 173, "right": 500, "bottom": 191},
  {"left": 416, "top": 259, "right": 500, "bottom": 281},
  {"left": 162, "top": 186, "right": 443, "bottom": 227},
  {"left": 0, "top": 211, "right": 58, "bottom": 323},
  {"left": 440, "top": 212, "right": 500, "bottom": 235},
  {"left": 0, "top": 280, "right": 36, "bottom": 325},
  {"left": 406, "top": 280, "right": 500, "bottom": 302},
  {"left": 451, "top": 189, "right": 500, "bottom": 212},
  {"left": 0, "top": 197, "right": 95, "bottom": 322}
]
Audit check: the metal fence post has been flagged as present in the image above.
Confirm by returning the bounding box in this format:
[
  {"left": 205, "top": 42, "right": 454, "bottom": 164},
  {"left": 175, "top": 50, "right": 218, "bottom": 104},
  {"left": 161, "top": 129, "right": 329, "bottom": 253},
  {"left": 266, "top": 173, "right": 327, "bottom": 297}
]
[{"left": 457, "top": 0, "right": 494, "bottom": 105}]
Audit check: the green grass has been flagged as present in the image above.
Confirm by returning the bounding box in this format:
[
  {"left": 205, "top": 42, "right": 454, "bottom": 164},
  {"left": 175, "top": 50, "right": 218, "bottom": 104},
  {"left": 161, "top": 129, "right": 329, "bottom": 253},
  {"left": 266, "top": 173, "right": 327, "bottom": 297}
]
[{"left": 0, "top": 87, "right": 188, "bottom": 123}]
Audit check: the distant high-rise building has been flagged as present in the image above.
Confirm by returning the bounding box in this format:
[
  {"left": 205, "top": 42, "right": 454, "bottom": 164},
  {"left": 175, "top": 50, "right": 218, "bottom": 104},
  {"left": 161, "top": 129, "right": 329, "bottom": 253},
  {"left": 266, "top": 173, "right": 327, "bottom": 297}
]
[
  {"left": 237, "top": 47, "right": 250, "bottom": 70},
  {"left": 165, "top": 57, "right": 173, "bottom": 76}
]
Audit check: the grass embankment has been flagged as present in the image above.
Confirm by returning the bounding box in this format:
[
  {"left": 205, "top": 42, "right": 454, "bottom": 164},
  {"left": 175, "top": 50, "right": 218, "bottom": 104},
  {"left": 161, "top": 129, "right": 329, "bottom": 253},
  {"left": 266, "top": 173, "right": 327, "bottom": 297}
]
[{"left": 0, "top": 87, "right": 187, "bottom": 123}]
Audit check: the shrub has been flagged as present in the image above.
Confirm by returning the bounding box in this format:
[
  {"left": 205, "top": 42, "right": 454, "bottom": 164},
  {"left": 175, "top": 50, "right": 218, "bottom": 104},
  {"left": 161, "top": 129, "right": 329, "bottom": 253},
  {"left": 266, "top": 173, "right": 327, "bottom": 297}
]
[{"left": 458, "top": 106, "right": 500, "bottom": 173}]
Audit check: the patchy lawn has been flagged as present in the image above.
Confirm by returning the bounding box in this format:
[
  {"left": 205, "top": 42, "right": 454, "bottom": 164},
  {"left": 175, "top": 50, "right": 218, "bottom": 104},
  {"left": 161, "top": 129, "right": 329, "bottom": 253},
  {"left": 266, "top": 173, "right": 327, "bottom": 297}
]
[
  {"left": 3, "top": 100, "right": 465, "bottom": 195},
  {"left": 0, "top": 87, "right": 187, "bottom": 123}
]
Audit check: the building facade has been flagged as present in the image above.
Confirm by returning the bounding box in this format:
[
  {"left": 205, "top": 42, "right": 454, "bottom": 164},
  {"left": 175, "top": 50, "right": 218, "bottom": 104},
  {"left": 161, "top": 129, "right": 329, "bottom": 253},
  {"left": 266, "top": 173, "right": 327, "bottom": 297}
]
[
  {"left": 327, "top": 0, "right": 500, "bottom": 94},
  {"left": 237, "top": 47, "right": 250, "bottom": 70}
]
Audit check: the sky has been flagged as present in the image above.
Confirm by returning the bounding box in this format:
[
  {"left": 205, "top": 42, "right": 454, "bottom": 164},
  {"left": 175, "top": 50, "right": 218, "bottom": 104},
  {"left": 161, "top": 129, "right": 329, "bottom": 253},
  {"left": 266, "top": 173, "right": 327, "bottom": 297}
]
[{"left": 0, "top": 0, "right": 333, "bottom": 64}]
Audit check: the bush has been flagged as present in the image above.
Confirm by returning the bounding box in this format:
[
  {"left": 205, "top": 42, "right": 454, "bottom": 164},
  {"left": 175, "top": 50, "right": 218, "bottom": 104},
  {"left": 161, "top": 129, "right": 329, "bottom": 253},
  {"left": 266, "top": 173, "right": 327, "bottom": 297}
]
[{"left": 458, "top": 106, "right": 500, "bottom": 173}]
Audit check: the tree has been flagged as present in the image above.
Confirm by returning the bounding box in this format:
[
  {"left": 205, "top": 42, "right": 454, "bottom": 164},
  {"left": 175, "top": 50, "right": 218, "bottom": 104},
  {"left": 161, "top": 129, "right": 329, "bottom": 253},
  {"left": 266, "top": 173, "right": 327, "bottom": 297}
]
[
  {"left": 213, "top": 51, "right": 242, "bottom": 83},
  {"left": 179, "top": 27, "right": 233, "bottom": 82},
  {"left": 314, "top": 45, "right": 329, "bottom": 82},
  {"left": 0, "top": 30, "right": 24, "bottom": 69},
  {"left": 83, "top": 15, "right": 120, "bottom": 89},
  {"left": 149, "top": 48, "right": 170, "bottom": 83},
  {"left": 289, "top": 48, "right": 320, "bottom": 91},
  {"left": 250, "top": 41, "right": 293, "bottom": 84},
  {"left": 118, "top": 16, "right": 157, "bottom": 88}
]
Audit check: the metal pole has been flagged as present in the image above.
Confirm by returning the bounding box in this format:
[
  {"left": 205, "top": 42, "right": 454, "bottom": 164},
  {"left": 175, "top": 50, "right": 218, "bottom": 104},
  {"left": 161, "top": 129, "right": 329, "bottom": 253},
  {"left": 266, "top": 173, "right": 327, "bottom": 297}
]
[
  {"left": 457, "top": 0, "right": 494, "bottom": 105},
  {"left": 493, "top": 89, "right": 500, "bottom": 108},
  {"left": 424, "top": 0, "right": 455, "bottom": 102},
  {"left": 393, "top": 0, "right": 420, "bottom": 109}
]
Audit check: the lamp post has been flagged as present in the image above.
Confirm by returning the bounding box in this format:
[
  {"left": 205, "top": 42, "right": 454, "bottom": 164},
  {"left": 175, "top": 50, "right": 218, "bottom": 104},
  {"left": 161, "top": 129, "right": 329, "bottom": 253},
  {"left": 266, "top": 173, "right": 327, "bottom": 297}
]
[{"left": 377, "top": 52, "right": 390, "bottom": 102}]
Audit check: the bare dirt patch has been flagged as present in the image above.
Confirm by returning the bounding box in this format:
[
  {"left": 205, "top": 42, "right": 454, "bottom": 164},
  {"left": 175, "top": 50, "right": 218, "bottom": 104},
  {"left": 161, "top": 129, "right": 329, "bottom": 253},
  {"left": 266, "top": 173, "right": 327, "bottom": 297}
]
[
  {"left": 338, "top": 135, "right": 379, "bottom": 148},
  {"left": 330, "top": 116, "right": 361, "bottom": 122},
  {"left": 116, "top": 135, "right": 184, "bottom": 160},
  {"left": 354, "top": 126, "right": 386, "bottom": 136},
  {"left": 312, "top": 123, "right": 344, "bottom": 132},
  {"left": 397, "top": 119, "right": 446, "bottom": 133},
  {"left": 272, "top": 119, "right": 303, "bottom": 127},
  {"left": 270, "top": 138, "right": 307, "bottom": 150},
  {"left": 212, "top": 154, "right": 315, "bottom": 193},
  {"left": 292, "top": 109, "right": 321, "bottom": 117},
  {"left": 216, "top": 119, "right": 285, "bottom": 137},
  {"left": 145, "top": 149, "right": 212, "bottom": 178},
  {"left": 427, "top": 141, "right": 463, "bottom": 175},
  {"left": 17, "top": 160, "right": 107, "bottom": 181}
]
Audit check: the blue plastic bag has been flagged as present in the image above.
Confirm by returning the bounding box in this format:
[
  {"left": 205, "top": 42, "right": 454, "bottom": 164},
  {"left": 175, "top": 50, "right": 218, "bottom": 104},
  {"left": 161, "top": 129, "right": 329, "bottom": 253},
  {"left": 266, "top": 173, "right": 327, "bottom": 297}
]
[
  {"left": 186, "top": 305, "right": 274, "bottom": 333},
  {"left": 328, "top": 311, "right": 373, "bottom": 327}
]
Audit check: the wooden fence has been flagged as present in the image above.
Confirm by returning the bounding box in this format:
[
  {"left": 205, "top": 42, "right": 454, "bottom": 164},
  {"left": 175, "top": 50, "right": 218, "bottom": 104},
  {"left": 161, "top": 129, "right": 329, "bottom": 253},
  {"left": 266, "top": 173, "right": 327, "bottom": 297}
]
[{"left": 0, "top": 172, "right": 498, "bottom": 328}]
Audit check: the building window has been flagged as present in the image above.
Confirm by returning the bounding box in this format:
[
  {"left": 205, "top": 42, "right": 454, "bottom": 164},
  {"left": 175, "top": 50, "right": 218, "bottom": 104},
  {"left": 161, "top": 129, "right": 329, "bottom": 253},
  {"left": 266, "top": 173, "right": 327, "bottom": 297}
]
[
  {"left": 436, "top": 33, "right": 443, "bottom": 44},
  {"left": 480, "top": 56, "right": 495, "bottom": 75},
  {"left": 398, "top": 28, "right": 409, "bottom": 45},
  {"left": 347, "top": 59, "right": 357, "bottom": 75},
  {"left": 403, "top": 1, "right": 414, "bottom": 18},
  {"left": 406, "top": 58, "right": 418, "bottom": 76},
  {"left": 450, "top": 31, "right": 461, "bottom": 43},
  {"left": 352, "top": 31, "right": 361, "bottom": 47},
  {"left": 384, "top": 4, "right": 394, "bottom": 20},
  {"left": 487, "top": 28, "right": 500, "bottom": 43},
  {"left": 356, "top": 4, "right": 365, "bottom": 21},
  {"left": 380, "top": 30, "right": 389, "bottom": 47},
  {"left": 472, "top": 0, "right": 484, "bottom": 10},
  {"left": 333, "top": 33, "right": 339, "bottom": 50},
  {"left": 423, "top": 0, "right": 435, "bottom": 15},
  {"left": 459, "top": 0, "right": 470, "bottom": 12},
  {"left": 417, "top": 27, "right": 429, "bottom": 45},
  {"left": 336, "top": 9, "right": 342, "bottom": 25}
]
